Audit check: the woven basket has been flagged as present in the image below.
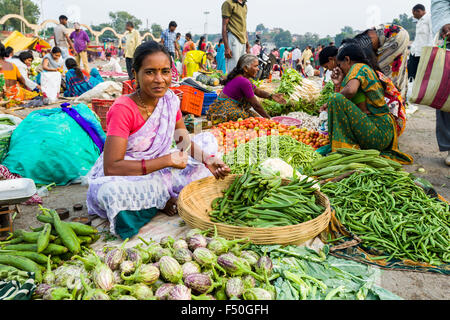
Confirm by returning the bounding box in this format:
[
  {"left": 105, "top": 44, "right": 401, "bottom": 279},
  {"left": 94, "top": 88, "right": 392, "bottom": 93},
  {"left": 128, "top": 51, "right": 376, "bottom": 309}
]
[{"left": 178, "top": 175, "right": 331, "bottom": 245}]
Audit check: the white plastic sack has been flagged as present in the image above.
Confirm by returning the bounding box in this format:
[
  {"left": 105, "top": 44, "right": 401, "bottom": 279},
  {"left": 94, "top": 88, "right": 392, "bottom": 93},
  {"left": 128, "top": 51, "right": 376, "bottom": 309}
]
[
  {"left": 0, "top": 114, "right": 22, "bottom": 138},
  {"left": 40, "top": 72, "right": 62, "bottom": 103},
  {"left": 74, "top": 81, "right": 122, "bottom": 104}
]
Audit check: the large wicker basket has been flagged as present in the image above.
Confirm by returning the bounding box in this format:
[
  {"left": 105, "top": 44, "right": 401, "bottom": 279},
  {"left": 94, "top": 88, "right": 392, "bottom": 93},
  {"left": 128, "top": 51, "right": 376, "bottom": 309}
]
[{"left": 178, "top": 175, "right": 332, "bottom": 245}]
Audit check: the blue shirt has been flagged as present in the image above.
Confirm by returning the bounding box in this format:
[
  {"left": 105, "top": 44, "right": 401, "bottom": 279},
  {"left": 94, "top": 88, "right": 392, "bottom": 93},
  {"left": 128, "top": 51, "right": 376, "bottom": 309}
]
[{"left": 161, "top": 29, "right": 177, "bottom": 53}]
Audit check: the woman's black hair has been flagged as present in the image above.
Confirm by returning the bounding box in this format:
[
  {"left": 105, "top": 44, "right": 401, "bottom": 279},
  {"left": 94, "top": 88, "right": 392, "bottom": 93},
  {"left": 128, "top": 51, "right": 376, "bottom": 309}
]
[
  {"left": 319, "top": 46, "right": 338, "bottom": 66},
  {"left": 222, "top": 54, "right": 258, "bottom": 86},
  {"left": 337, "top": 43, "right": 372, "bottom": 66},
  {"left": 337, "top": 43, "right": 386, "bottom": 89},
  {"left": 5, "top": 46, "right": 13, "bottom": 57},
  {"left": 340, "top": 38, "right": 381, "bottom": 73},
  {"left": 0, "top": 42, "right": 6, "bottom": 59},
  {"left": 51, "top": 47, "right": 62, "bottom": 54},
  {"left": 18, "top": 50, "right": 34, "bottom": 63},
  {"left": 65, "top": 58, "right": 85, "bottom": 79},
  {"left": 186, "top": 33, "right": 192, "bottom": 40},
  {"left": 132, "top": 40, "right": 172, "bottom": 76},
  {"left": 198, "top": 36, "right": 206, "bottom": 50}
]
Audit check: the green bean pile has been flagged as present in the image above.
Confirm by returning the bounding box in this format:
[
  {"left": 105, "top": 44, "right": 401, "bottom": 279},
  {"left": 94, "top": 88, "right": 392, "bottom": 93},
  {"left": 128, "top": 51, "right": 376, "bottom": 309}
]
[
  {"left": 210, "top": 165, "right": 325, "bottom": 228},
  {"left": 321, "top": 168, "right": 450, "bottom": 266},
  {"left": 223, "top": 135, "right": 322, "bottom": 174}
]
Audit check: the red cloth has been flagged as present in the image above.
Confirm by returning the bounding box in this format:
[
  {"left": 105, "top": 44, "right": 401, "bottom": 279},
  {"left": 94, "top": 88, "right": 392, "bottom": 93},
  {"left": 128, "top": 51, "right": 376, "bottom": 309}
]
[{"left": 106, "top": 95, "right": 182, "bottom": 139}]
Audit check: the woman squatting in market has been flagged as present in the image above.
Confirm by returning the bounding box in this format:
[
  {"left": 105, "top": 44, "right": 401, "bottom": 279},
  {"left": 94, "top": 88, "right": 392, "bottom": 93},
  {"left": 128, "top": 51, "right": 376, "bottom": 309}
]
[
  {"left": 206, "top": 54, "right": 287, "bottom": 123},
  {"left": 85, "top": 41, "right": 231, "bottom": 240},
  {"left": 319, "top": 44, "right": 408, "bottom": 138},
  {"left": 0, "top": 42, "right": 40, "bottom": 107},
  {"left": 320, "top": 43, "right": 413, "bottom": 165}
]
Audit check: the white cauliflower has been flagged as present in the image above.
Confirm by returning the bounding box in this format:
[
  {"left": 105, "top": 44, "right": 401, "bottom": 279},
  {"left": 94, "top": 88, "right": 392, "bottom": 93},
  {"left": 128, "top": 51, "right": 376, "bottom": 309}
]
[
  {"left": 260, "top": 158, "right": 294, "bottom": 179},
  {"left": 260, "top": 158, "right": 321, "bottom": 191}
]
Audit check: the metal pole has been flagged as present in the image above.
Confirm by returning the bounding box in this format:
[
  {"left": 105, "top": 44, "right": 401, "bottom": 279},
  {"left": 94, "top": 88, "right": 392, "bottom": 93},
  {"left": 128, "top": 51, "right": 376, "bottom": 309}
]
[
  {"left": 20, "top": 0, "right": 24, "bottom": 33},
  {"left": 204, "top": 11, "right": 210, "bottom": 43}
]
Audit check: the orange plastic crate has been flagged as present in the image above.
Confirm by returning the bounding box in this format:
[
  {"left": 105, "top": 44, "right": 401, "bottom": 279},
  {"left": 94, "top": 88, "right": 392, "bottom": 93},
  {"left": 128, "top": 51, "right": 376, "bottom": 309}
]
[
  {"left": 92, "top": 99, "right": 116, "bottom": 132},
  {"left": 171, "top": 85, "right": 204, "bottom": 117}
]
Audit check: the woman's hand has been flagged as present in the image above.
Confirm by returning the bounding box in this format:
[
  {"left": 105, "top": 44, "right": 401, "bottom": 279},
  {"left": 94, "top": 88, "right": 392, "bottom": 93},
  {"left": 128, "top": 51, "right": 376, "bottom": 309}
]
[
  {"left": 205, "top": 156, "right": 231, "bottom": 180},
  {"left": 272, "top": 93, "right": 287, "bottom": 105},
  {"left": 320, "top": 103, "right": 328, "bottom": 113},
  {"left": 168, "top": 152, "right": 189, "bottom": 170},
  {"left": 331, "top": 67, "right": 344, "bottom": 86}
]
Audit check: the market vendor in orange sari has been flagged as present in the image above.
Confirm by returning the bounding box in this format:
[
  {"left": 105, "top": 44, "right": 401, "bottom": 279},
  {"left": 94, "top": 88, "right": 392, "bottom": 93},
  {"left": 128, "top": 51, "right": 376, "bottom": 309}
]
[
  {"left": 0, "top": 42, "right": 39, "bottom": 107},
  {"left": 320, "top": 43, "right": 413, "bottom": 164},
  {"left": 206, "top": 54, "right": 287, "bottom": 123}
]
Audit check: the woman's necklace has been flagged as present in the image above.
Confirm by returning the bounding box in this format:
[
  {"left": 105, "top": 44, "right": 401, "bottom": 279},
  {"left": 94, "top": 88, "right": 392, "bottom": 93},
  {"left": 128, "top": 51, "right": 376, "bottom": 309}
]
[{"left": 137, "top": 89, "right": 154, "bottom": 117}]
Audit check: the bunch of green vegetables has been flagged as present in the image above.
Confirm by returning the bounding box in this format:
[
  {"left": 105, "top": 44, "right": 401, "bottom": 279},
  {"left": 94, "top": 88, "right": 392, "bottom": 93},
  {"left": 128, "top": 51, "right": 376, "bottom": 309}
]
[
  {"left": 252, "top": 245, "right": 402, "bottom": 300},
  {"left": 0, "top": 206, "right": 99, "bottom": 283},
  {"left": 308, "top": 148, "right": 403, "bottom": 180},
  {"left": 223, "top": 135, "right": 322, "bottom": 175},
  {"left": 276, "top": 69, "right": 303, "bottom": 95},
  {"left": 321, "top": 168, "right": 450, "bottom": 266},
  {"left": 0, "top": 266, "right": 32, "bottom": 284},
  {"left": 31, "top": 226, "right": 402, "bottom": 300},
  {"left": 262, "top": 100, "right": 292, "bottom": 117},
  {"left": 32, "top": 228, "right": 282, "bottom": 300},
  {"left": 210, "top": 165, "right": 324, "bottom": 228},
  {"left": 314, "top": 81, "right": 335, "bottom": 109}
]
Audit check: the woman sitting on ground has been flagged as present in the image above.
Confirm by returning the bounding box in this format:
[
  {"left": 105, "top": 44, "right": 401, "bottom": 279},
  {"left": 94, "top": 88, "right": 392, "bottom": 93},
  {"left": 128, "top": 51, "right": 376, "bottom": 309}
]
[
  {"left": 206, "top": 54, "right": 287, "bottom": 123},
  {"left": 319, "top": 44, "right": 408, "bottom": 137},
  {"left": 64, "top": 58, "right": 103, "bottom": 97},
  {"left": 36, "top": 47, "right": 64, "bottom": 85},
  {"left": 0, "top": 42, "right": 39, "bottom": 107},
  {"left": 9, "top": 50, "right": 40, "bottom": 92},
  {"left": 321, "top": 43, "right": 413, "bottom": 164},
  {"left": 86, "top": 41, "right": 230, "bottom": 239}
]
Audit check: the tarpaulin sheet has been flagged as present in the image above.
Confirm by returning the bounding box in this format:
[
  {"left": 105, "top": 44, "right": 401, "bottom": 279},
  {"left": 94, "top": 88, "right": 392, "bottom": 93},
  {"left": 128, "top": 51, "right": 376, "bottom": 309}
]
[{"left": 3, "top": 31, "right": 51, "bottom": 52}]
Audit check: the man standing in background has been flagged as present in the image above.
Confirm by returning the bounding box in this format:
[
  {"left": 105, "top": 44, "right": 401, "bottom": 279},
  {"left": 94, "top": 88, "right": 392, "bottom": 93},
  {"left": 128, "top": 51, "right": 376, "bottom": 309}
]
[
  {"left": 408, "top": 4, "right": 434, "bottom": 80},
  {"left": 301, "top": 45, "right": 313, "bottom": 70},
  {"left": 430, "top": 0, "right": 450, "bottom": 166},
  {"left": 161, "top": 21, "right": 178, "bottom": 60},
  {"left": 70, "top": 23, "right": 91, "bottom": 73},
  {"left": 222, "top": 0, "right": 250, "bottom": 73},
  {"left": 54, "top": 15, "right": 74, "bottom": 61},
  {"left": 124, "top": 21, "right": 141, "bottom": 80},
  {"left": 291, "top": 46, "right": 302, "bottom": 71}
]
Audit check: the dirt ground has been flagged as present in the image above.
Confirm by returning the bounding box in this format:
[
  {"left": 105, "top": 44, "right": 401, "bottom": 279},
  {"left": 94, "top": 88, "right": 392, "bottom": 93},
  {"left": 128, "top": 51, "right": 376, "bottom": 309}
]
[{"left": 6, "top": 98, "right": 450, "bottom": 301}]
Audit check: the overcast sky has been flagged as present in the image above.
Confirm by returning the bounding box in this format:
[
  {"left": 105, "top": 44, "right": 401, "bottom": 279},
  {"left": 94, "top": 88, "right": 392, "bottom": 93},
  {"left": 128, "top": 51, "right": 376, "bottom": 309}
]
[{"left": 34, "top": 0, "right": 431, "bottom": 37}]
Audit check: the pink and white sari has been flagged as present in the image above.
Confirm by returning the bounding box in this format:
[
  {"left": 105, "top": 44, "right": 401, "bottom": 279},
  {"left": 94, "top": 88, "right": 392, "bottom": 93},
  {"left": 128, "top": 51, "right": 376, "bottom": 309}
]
[{"left": 86, "top": 90, "right": 217, "bottom": 234}]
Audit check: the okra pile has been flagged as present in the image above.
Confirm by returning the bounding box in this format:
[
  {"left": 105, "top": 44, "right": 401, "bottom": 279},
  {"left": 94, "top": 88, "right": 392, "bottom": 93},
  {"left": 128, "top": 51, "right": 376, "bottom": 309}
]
[
  {"left": 0, "top": 206, "right": 99, "bottom": 283},
  {"left": 309, "top": 148, "right": 403, "bottom": 180},
  {"left": 210, "top": 165, "right": 325, "bottom": 228},
  {"left": 322, "top": 168, "right": 450, "bottom": 266}
]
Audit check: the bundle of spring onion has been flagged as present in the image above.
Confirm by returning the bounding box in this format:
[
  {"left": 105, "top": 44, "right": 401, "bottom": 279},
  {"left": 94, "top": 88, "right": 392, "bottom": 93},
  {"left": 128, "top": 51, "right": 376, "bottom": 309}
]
[
  {"left": 308, "top": 148, "right": 403, "bottom": 180},
  {"left": 321, "top": 168, "right": 450, "bottom": 266},
  {"left": 223, "top": 135, "right": 322, "bottom": 174},
  {"left": 210, "top": 165, "right": 325, "bottom": 228}
]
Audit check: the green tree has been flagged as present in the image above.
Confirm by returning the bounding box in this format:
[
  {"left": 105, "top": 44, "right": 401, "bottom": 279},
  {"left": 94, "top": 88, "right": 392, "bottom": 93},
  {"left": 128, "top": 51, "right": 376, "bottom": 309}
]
[
  {"left": 393, "top": 13, "right": 416, "bottom": 40},
  {"left": 256, "top": 23, "right": 267, "bottom": 33},
  {"left": 151, "top": 23, "right": 163, "bottom": 38},
  {"left": 92, "top": 23, "right": 116, "bottom": 42},
  {"left": 0, "top": 0, "right": 40, "bottom": 32},
  {"left": 109, "top": 11, "right": 142, "bottom": 34},
  {"left": 273, "top": 29, "right": 292, "bottom": 48},
  {"left": 334, "top": 26, "right": 356, "bottom": 47}
]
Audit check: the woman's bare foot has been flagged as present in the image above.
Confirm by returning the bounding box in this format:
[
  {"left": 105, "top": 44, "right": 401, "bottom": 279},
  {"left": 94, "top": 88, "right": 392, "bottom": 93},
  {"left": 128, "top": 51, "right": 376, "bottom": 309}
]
[{"left": 162, "top": 197, "right": 178, "bottom": 216}]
